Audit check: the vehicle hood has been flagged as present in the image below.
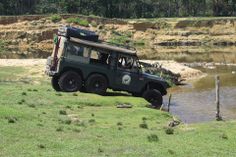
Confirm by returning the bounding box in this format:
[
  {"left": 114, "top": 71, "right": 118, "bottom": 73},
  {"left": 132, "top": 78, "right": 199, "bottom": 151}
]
[{"left": 142, "top": 72, "right": 170, "bottom": 88}]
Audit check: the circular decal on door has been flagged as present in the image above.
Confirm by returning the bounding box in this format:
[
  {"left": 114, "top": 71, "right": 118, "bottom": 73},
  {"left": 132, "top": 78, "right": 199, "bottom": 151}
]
[{"left": 122, "top": 74, "right": 131, "bottom": 85}]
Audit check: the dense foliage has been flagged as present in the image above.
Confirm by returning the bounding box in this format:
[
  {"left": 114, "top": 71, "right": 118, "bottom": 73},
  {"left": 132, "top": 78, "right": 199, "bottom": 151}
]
[{"left": 0, "top": 0, "right": 236, "bottom": 18}]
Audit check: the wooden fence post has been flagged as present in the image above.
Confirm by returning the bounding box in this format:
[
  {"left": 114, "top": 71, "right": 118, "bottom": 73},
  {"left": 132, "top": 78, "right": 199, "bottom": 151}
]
[
  {"left": 215, "top": 75, "right": 222, "bottom": 121},
  {"left": 167, "top": 94, "right": 172, "bottom": 112}
]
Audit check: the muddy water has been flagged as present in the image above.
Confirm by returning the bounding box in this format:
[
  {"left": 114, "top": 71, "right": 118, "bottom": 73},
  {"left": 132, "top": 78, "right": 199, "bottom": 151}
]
[{"left": 167, "top": 65, "right": 236, "bottom": 123}]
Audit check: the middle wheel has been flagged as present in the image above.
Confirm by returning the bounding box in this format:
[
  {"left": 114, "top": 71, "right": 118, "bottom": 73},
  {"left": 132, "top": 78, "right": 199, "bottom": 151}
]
[{"left": 85, "top": 74, "right": 108, "bottom": 95}]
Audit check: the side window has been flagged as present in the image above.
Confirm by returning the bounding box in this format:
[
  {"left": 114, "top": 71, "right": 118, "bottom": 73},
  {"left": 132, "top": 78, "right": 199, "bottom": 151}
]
[
  {"left": 117, "top": 55, "right": 139, "bottom": 72},
  {"left": 118, "top": 55, "right": 134, "bottom": 70},
  {"left": 90, "top": 50, "right": 100, "bottom": 60},
  {"left": 90, "top": 49, "right": 110, "bottom": 65},
  {"left": 66, "top": 43, "right": 90, "bottom": 63}
]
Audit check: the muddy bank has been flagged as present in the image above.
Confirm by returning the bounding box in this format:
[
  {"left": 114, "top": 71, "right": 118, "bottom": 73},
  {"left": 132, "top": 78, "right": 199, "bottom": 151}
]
[{"left": 141, "top": 60, "right": 203, "bottom": 80}]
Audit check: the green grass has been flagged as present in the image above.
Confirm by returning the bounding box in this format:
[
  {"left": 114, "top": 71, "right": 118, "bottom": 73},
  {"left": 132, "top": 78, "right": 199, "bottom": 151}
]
[
  {"left": 0, "top": 66, "right": 236, "bottom": 157},
  {"left": 0, "top": 39, "right": 6, "bottom": 53},
  {"left": 66, "top": 17, "right": 89, "bottom": 27},
  {"left": 50, "top": 14, "right": 62, "bottom": 23}
]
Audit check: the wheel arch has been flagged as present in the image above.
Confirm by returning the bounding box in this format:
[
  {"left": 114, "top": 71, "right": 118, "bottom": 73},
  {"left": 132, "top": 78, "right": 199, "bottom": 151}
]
[{"left": 60, "top": 67, "right": 84, "bottom": 80}]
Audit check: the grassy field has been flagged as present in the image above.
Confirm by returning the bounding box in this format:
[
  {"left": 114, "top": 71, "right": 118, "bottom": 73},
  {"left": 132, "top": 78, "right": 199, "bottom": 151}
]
[{"left": 0, "top": 66, "right": 236, "bottom": 157}]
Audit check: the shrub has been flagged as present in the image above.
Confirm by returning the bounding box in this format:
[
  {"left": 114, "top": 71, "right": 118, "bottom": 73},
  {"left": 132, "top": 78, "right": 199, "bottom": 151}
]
[
  {"left": 59, "top": 110, "right": 67, "bottom": 115},
  {"left": 147, "top": 134, "right": 159, "bottom": 142},
  {"left": 66, "top": 17, "right": 89, "bottom": 27},
  {"left": 98, "top": 148, "right": 104, "bottom": 153},
  {"left": 28, "top": 104, "right": 36, "bottom": 108},
  {"left": 56, "top": 93, "right": 63, "bottom": 96},
  {"left": 91, "top": 21, "right": 97, "bottom": 27},
  {"left": 73, "top": 93, "right": 78, "bottom": 96},
  {"left": 56, "top": 127, "right": 63, "bottom": 132},
  {"left": 118, "top": 127, "right": 123, "bottom": 131},
  {"left": 117, "top": 122, "right": 123, "bottom": 126},
  {"left": 220, "top": 133, "right": 228, "bottom": 140},
  {"left": 0, "top": 40, "right": 6, "bottom": 53},
  {"left": 66, "top": 17, "right": 78, "bottom": 23},
  {"left": 139, "top": 123, "right": 148, "bottom": 129},
  {"left": 79, "top": 19, "right": 89, "bottom": 27},
  {"left": 38, "top": 144, "right": 46, "bottom": 149},
  {"left": 59, "top": 117, "right": 72, "bottom": 125},
  {"left": 142, "top": 117, "right": 147, "bottom": 121},
  {"left": 89, "top": 119, "right": 96, "bottom": 123},
  {"left": 22, "top": 92, "right": 27, "bottom": 96},
  {"left": 165, "top": 127, "right": 174, "bottom": 135},
  {"left": 50, "top": 15, "right": 62, "bottom": 23},
  {"left": 18, "top": 99, "right": 25, "bottom": 105},
  {"left": 6, "top": 117, "right": 17, "bottom": 123},
  {"left": 168, "top": 149, "right": 175, "bottom": 155},
  {"left": 73, "top": 128, "right": 81, "bottom": 133}
]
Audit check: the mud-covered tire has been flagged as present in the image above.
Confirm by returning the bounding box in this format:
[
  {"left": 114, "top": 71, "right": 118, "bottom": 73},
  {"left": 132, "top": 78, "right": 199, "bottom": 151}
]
[
  {"left": 59, "top": 71, "right": 82, "bottom": 92},
  {"left": 85, "top": 74, "right": 108, "bottom": 95},
  {"left": 143, "top": 89, "right": 163, "bottom": 108},
  {"left": 51, "top": 76, "right": 61, "bottom": 91}
]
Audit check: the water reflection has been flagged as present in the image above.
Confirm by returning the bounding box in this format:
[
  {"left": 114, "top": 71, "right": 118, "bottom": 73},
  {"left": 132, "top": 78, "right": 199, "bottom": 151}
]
[{"left": 167, "top": 65, "right": 236, "bottom": 123}]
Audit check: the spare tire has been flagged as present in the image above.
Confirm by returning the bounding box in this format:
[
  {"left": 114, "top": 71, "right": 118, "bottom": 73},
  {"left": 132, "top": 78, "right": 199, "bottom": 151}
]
[
  {"left": 143, "top": 89, "right": 163, "bottom": 108},
  {"left": 85, "top": 74, "right": 108, "bottom": 95},
  {"left": 59, "top": 71, "right": 82, "bottom": 92}
]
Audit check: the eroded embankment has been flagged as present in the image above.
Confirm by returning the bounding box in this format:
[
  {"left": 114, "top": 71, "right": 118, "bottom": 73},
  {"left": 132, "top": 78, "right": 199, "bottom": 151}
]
[{"left": 0, "top": 15, "right": 236, "bottom": 63}]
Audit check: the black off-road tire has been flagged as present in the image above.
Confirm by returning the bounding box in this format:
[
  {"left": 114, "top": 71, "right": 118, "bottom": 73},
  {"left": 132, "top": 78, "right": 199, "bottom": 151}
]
[
  {"left": 59, "top": 71, "right": 82, "bottom": 92},
  {"left": 51, "top": 76, "right": 61, "bottom": 91},
  {"left": 143, "top": 89, "right": 163, "bottom": 108},
  {"left": 85, "top": 74, "right": 108, "bottom": 95}
]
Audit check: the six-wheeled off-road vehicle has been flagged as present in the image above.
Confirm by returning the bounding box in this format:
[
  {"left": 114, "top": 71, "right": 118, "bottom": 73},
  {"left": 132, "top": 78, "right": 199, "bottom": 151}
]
[{"left": 45, "top": 26, "right": 170, "bottom": 107}]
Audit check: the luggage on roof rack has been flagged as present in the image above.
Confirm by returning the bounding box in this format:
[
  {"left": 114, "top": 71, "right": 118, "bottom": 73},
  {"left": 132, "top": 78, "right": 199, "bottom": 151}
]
[{"left": 58, "top": 26, "right": 99, "bottom": 42}]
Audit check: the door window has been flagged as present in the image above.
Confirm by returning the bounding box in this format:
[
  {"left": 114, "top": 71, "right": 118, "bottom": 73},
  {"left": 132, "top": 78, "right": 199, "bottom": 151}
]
[{"left": 117, "top": 55, "right": 139, "bottom": 72}]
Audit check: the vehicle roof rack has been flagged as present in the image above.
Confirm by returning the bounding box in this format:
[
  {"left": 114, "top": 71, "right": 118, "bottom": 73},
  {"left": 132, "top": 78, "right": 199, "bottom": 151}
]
[
  {"left": 58, "top": 26, "right": 99, "bottom": 42},
  {"left": 58, "top": 26, "right": 136, "bottom": 54},
  {"left": 70, "top": 37, "right": 137, "bottom": 55},
  {"left": 103, "top": 41, "right": 136, "bottom": 51}
]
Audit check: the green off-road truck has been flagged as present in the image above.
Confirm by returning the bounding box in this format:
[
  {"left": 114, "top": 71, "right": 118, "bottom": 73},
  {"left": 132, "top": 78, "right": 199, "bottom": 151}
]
[{"left": 45, "top": 26, "right": 170, "bottom": 107}]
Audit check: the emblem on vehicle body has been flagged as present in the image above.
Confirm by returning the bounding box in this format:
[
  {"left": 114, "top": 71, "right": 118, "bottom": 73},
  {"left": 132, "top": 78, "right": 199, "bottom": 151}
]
[{"left": 122, "top": 74, "right": 131, "bottom": 85}]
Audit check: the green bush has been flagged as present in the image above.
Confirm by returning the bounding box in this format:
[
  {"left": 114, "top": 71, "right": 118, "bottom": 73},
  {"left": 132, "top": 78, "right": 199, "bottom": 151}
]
[
  {"left": 165, "top": 127, "right": 174, "bottom": 135},
  {"left": 139, "top": 122, "right": 148, "bottom": 129},
  {"left": 0, "top": 40, "right": 6, "bottom": 53},
  {"left": 147, "top": 134, "right": 159, "bottom": 142},
  {"left": 50, "top": 15, "right": 62, "bottom": 23},
  {"left": 66, "top": 17, "right": 89, "bottom": 27}
]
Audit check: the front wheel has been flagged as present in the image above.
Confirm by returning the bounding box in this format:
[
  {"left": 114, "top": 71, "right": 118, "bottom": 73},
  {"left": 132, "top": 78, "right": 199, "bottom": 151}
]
[
  {"left": 59, "top": 71, "right": 82, "bottom": 92},
  {"left": 143, "top": 89, "right": 163, "bottom": 108}
]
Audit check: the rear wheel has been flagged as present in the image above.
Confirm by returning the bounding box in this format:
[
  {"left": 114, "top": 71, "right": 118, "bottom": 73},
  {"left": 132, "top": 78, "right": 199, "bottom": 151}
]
[
  {"left": 85, "top": 74, "right": 108, "bottom": 95},
  {"left": 143, "top": 89, "right": 163, "bottom": 108},
  {"left": 59, "top": 71, "right": 82, "bottom": 92},
  {"left": 51, "top": 76, "right": 61, "bottom": 91}
]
